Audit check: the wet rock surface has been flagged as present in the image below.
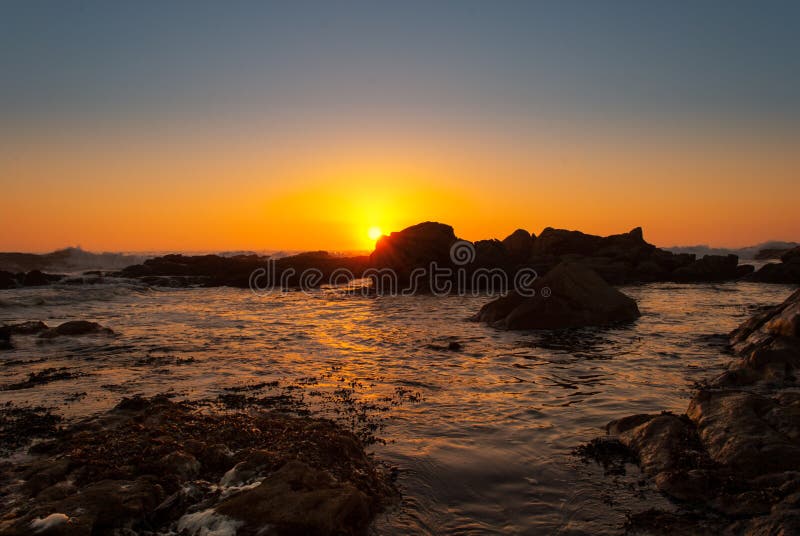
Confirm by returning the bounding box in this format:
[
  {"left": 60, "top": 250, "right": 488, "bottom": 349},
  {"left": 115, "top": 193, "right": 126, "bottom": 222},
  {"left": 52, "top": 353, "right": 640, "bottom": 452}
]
[
  {"left": 580, "top": 289, "right": 800, "bottom": 533},
  {"left": 0, "top": 396, "right": 396, "bottom": 536},
  {"left": 473, "top": 262, "right": 640, "bottom": 330}
]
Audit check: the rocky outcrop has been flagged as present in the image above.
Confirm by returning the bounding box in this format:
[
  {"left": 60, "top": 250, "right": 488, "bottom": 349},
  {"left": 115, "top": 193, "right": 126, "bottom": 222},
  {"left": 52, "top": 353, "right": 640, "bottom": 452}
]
[
  {"left": 527, "top": 227, "right": 750, "bottom": 284},
  {"left": 581, "top": 289, "right": 800, "bottom": 533},
  {"left": 747, "top": 246, "right": 800, "bottom": 284},
  {"left": 109, "top": 223, "right": 758, "bottom": 291},
  {"left": 0, "top": 396, "right": 395, "bottom": 536},
  {"left": 119, "top": 252, "right": 370, "bottom": 289},
  {"left": 473, "top": 262, "right": 640, "bottom": 330}
]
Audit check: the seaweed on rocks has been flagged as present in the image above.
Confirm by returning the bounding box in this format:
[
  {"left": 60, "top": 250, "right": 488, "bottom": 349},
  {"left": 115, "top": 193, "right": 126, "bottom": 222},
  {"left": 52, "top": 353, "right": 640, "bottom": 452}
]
[{"left": 0, "top": 395, "right": 397, "bottom": 536}]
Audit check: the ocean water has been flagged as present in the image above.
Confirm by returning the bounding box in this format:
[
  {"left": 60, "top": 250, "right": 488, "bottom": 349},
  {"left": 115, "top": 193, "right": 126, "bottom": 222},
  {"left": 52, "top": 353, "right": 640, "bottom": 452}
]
[{"left": 0, "top": 279, "right": 796, "bottom": 534}]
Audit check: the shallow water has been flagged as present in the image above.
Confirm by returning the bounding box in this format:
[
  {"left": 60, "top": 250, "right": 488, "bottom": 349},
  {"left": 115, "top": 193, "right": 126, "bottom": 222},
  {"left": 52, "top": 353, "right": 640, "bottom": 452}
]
[{"left": 0, "top": 280, "right": 796, "bottom": 534}]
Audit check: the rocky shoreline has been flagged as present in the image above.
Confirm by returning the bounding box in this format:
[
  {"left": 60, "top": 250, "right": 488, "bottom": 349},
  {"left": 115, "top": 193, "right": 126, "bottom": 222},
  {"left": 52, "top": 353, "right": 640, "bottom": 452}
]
[
  {"left": 579, "top": 289, "right": 800, "bottom": 534},
  {"left": 4, "top": 223, "right": 798, "bottom": 291},
  {"left": 0, "top": 395, "right": 397, "bottom": 536}
]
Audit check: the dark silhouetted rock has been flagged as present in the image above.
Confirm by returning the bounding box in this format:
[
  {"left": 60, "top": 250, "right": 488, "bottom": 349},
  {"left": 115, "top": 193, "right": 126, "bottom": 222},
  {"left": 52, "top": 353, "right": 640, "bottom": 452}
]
[
  {"left": 370, "top": 221, "right": 458, "bottom": 283},
  {"left": 782, "top": 246, "right": 800, "bottom": 264},
  {"left": 38, "top": 320, "right": 115, "bottom": 338},
  {"left": 473, "top": 239, "right": 507, "bottom": 267},
  {"left": 120, "top": 252, "right": 369, "bottom": 289},
  {"left": 0, "top": 270, "right": 17, "bottom": 289},
  {"left": 473, "top": 262, "right": 640, "bottom": 330},
  {"left": 670, "top": 254, "right": 740, "bottom": 282},
  {"left": 21, "top": 270, "right": 62, "bottom": 286},
  {"left": 747, "top": 247, "right": 800, "bottom": 283},
  {"left": 755, "top": 247, "right": 794, "bottom": 260},
  {"left": 502, "top": 229, "right": 534, "bottom": 262}
]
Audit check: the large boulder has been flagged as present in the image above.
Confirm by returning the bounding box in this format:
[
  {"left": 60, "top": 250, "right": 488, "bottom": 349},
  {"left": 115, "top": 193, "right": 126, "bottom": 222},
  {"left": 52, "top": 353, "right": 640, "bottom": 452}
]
[
  {"left": 369, "top": 222, "right": 460, "bottom": 291},
  {"left": 472, "top": 262, "right": 640, "bottom": 330}
]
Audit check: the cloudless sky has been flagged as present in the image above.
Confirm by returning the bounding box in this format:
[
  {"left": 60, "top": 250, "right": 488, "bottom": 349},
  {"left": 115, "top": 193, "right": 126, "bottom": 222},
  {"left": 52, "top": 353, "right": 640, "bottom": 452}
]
[{"left": 1, "top": 1, "right": 798, "bottom": 252}]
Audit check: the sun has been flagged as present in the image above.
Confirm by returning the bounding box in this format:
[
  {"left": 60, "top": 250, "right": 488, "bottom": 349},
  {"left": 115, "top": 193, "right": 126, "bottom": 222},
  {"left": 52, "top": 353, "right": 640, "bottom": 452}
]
[{"left": 367, "top": 226, "right": 383, "bottom": 241}]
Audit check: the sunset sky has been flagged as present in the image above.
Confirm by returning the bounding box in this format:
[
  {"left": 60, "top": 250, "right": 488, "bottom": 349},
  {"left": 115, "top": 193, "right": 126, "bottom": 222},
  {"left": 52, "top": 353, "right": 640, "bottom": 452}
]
[{"left": 1, "top": 1, "right": 798, "bottom": 253}]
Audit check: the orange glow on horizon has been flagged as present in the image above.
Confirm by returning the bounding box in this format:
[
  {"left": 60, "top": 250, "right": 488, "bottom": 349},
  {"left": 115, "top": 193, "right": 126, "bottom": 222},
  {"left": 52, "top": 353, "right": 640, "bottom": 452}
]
[{"left": 0, "top": 126, "right": 798, "bottom": 253}]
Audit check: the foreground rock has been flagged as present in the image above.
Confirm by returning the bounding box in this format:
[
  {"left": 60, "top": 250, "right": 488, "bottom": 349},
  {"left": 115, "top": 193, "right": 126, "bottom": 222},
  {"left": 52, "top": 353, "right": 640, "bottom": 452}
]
[
  {"left": 473, "top": 262, "right": 640, "bottom": 330},
  {"left": 716, "top": 288, "right": 800, "bottom": 388},
  {"left": 580, "top": 289, "right": 800, "bottom": 534},
  {"left": 0, "top": 396, "right": 395, "bottom": 536}
]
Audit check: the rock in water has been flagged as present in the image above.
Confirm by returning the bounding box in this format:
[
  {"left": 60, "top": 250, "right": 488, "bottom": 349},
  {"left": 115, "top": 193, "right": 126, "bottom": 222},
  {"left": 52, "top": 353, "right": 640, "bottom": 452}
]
[
  {"left": 38, "top": 320, "right": 115, "bottom": 338},
  {"left": 473, "top": 262, "right": 640, "bottom": 330},
  {"left": 747, "top": 246, "right": 800, "bottom": 283},
  {"left": 370, "top": 221, "right": 458, "bottom": 274}
]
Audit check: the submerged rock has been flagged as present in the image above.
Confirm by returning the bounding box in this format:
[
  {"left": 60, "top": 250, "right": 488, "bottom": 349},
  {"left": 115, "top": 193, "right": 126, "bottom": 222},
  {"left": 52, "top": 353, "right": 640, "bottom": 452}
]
[
  {"left": 473, "top": 262, "right": 640, "bottom": 330},
  {"left": 0, "top": 321, "right": 49, "bottom": 350},
  {"left": 38, "top": 321, "right": 115, "bottom": 339}
]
